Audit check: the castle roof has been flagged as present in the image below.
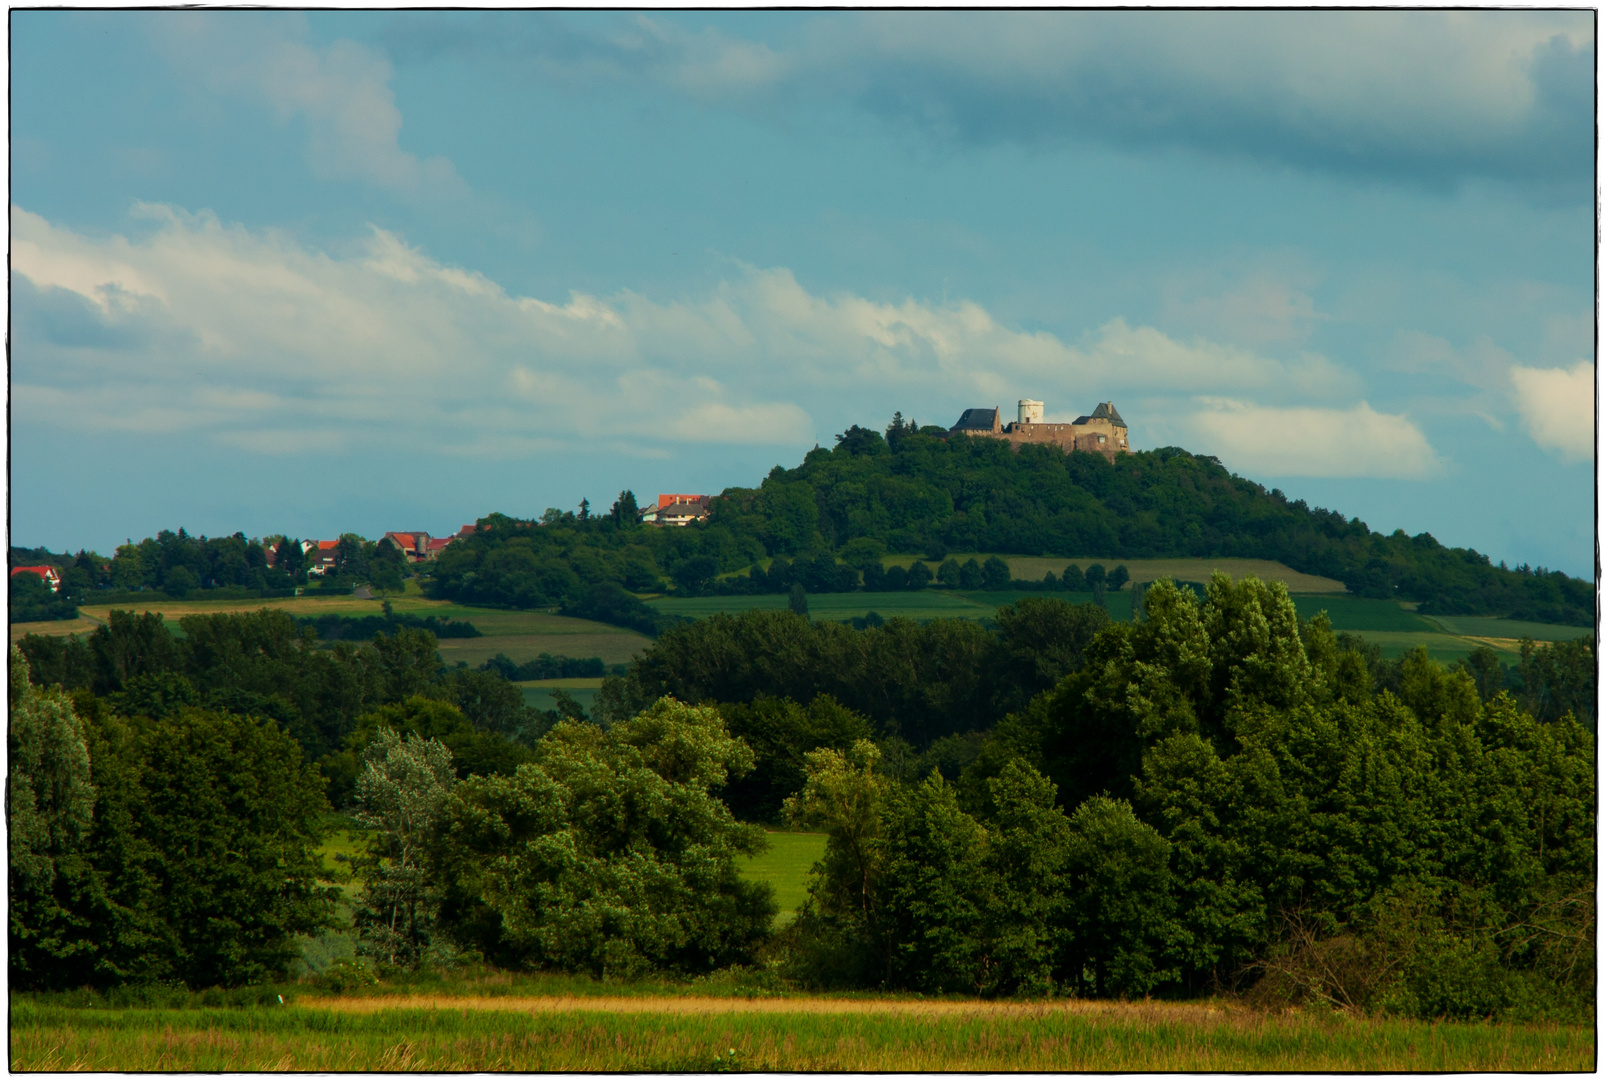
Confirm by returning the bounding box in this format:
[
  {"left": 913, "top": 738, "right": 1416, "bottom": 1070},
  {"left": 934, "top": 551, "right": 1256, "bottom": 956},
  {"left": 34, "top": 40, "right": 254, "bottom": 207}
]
[
  {"left": 950, "top": 407, "right": 999, "bottom": 431},
  {"left": 1090, "top": 402, "right": 1126, "bottom": 427}
]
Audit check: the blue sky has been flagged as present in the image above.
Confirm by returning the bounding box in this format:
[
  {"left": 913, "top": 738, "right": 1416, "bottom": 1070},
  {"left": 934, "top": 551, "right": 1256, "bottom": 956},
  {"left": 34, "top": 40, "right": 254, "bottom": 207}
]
[{"left": 11, "top": 10, "right": 1597, "bottom": 576}]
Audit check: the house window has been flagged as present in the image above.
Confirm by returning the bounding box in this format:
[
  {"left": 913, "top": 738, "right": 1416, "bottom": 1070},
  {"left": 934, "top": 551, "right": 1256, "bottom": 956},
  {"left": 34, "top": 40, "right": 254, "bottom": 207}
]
[{"left": 1098, "top": 435, "right": 1106, "bottom": 444}]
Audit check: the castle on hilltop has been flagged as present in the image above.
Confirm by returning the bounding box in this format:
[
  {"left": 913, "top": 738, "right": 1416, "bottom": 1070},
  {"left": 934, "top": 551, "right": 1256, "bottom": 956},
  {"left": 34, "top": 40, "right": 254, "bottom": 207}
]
[{"left": 947, "top": 400, "right": 1130, "bottom": 461}]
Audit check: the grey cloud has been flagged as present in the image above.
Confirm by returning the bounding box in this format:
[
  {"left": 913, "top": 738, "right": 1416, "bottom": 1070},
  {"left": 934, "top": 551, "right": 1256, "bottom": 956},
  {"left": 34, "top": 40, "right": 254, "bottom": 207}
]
[
  {"left": 12, "top": 275, "right": 178, "bottom": 353},
  {"left": 387, "top": 11, "right": 1593, "bottom": 200}
]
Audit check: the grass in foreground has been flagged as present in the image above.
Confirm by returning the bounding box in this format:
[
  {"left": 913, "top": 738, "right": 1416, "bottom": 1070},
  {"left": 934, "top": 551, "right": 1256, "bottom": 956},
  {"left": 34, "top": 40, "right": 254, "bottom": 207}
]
[{"left": 11, "top": 994, "right": 1590, "bottom": 1072}]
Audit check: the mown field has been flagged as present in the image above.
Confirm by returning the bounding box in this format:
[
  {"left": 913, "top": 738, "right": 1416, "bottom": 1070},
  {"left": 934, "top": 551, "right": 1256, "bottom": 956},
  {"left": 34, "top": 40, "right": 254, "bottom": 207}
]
[{"left": 11, "top": 992, "right": 1591, "bottom": 1071}]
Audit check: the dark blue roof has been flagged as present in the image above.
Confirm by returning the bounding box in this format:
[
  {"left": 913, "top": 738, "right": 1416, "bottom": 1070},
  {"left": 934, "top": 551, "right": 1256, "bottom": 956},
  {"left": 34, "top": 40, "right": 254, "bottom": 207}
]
[{"left": 950, "top": 408, "right": 998, "bottom": 431}]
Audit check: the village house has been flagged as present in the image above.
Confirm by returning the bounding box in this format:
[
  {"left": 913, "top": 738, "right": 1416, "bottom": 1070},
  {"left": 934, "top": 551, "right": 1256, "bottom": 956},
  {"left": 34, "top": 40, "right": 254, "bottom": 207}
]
[
  {"left": 302, "top": 539, "right": 340, "bottom": 577},
  {"left": 10, "top": 565, "right": 62, "bottom": 593},
  {"left": 641, "top": 494, "right": 712, "bottom": 527},
  {"left": 947, "top": 399, "right": 1130, "bottom": 460}
]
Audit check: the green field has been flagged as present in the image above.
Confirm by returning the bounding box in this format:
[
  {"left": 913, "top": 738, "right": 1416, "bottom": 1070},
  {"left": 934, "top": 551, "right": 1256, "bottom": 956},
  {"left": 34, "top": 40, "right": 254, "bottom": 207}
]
[
  {"left": 1290, "top": 595, "right": 1441, "bottom": 632},
  {"left": 11, "top": 993, "right": 1590, "bottom": 1071},
  {"left": 650, "top": 591, "right": 991, "bottom": 621},
  {"left": 740, "top": 831, "right": 828, "bottom": 924},
  {"left": 1420, "top": 615, "right": 1597, "bottom": 643},
  {"left": 518, "top": 678, "right": 606, "bottom": 714}
]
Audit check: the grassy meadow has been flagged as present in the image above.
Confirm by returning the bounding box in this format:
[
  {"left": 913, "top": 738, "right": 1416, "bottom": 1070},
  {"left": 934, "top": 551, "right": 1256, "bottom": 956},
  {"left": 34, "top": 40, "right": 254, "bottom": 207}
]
[
  {"left": 740, "top": 832, "right": 828, "bottom": 923},
  {"left": 517, "top": 678, "right": 606, "bottom": 714},
  {"left": 11, "top": 991, "right": 1592, "bottom": 1072}
]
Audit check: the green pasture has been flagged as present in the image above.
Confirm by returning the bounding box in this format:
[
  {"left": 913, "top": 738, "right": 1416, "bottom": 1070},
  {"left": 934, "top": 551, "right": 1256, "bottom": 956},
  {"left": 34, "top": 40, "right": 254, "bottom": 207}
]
[
  {"left": 649, "top": 591, "right": 989, "bottom": 621},
  {"left": 739, "top": 831, "right": 828, "bottom": 924},
  {"left": 10, "top": 995, "right": 1591, "bottom": 1072},
  {"left": 1420, "top": 615, "right": 1596, "bottom": 642},
  {"left": 518, "top": 679, "right": 605, "bottom": 715},
  {"left": 1290, "top": 595, "right": 1440, "bottom": 632}
]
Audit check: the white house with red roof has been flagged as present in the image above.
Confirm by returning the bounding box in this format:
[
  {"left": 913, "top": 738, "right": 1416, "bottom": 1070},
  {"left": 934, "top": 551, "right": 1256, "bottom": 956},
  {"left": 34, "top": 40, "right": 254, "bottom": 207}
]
[
  {"left": 642, "top": 494, "right": 712, "bottom": 527},
  {"left": 11, "top": 565, "right": 63, "bottom": 592}
]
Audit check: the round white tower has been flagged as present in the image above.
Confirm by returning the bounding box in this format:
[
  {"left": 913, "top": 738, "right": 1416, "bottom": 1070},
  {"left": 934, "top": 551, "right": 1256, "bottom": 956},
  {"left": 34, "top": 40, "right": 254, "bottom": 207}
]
[{"left": 1018, "top": 399, "right": 1044, "bottom": 424}]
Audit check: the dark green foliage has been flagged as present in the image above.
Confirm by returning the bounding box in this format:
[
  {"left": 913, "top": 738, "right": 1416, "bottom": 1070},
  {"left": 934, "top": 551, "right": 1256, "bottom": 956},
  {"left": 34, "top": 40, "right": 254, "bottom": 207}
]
[
  {"left": 293, "top": 608, "right": 481, "bottom": 641},
  {"left": 1514, "top": 636, "right": 1596, "bottom": 727},
  {"left": 561, "top": 581, "right": 678, "bottom": 636},
  {"left": 103, "top": 529, "right": 296, "bottom": 596},
  {"left": 9, "top": 648, "right": 97, "bottom": 988},
  {"left": 614, "top": 599, "right": 1109, "bottom": 748},
  {"left": 429, "top": 699, "right": 776, "bottom": 976},
  {"left": 319, "top": 697, "right": 536, "bottom": 808},
  {"left": 480, "top": 652, "right": 607, "bottom": 681},
  {"left": 957, "top": 558, "right": 983, "bottom": 589},
  {"left": 10, "top": 570, "right": 78, "bottom": 622},
  {"left": 788, "top": 584, "right": 808, "bottom": 615},
  {"left": 717, "top": 695, "right": 873, "bottom": 823},
  {"left": 777, "top": 575, "right": 1594, "bottom": 1016},
  {"left": 708, "top": 432, "right": 1590, "bottom": 624},
  {"left": 16, "top": 609, "right": 528, "bottom": 786},
  {"left": 10, "top": 686, "right": 336, "bottom": 991},
  {"left": 981, "top": 556, "right": 1012, "bottom": 591},
  {"left": 1059, "top": 796, "right": 1176, "bottom": 997}
]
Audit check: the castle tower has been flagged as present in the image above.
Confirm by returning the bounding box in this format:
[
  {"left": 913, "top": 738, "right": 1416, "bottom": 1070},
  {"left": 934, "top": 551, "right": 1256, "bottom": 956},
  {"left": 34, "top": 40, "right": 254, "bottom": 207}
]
[{"left": 1017, "top": 399, "right": 1044, "bottom": 424}]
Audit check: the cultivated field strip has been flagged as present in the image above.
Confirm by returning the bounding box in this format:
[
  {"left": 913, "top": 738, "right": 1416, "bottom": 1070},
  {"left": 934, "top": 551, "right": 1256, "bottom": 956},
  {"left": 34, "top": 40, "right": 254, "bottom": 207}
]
[{"left": 12, "top": 996, "right": 1592, "bottom": 1072}]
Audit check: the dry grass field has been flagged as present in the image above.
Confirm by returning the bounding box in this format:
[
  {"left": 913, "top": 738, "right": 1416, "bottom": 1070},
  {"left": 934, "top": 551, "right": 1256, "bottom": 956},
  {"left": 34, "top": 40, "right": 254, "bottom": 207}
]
[{"left": 11, "top": 992, "right": 1591, "bottom": 1071}]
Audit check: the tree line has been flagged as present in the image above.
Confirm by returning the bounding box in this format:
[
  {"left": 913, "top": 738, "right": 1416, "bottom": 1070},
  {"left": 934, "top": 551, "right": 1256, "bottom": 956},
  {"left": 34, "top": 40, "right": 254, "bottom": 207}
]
[
  {"left": 9, "top": 530, "right": 415, "bottom": 620},
  {"left": 12, "top": 586, "right": 1593, "bottom": 1020}
]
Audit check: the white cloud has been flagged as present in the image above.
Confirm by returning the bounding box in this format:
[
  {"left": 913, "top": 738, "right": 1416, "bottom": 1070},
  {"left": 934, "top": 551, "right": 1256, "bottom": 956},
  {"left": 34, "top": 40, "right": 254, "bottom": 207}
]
[
  {"left": 1509, "top": 361, "right": 1595, "bottom": 462},
  {"left": 1185, "top": 399, "right": 1443, "bottom": 479},
  {"left": 12, "top": 201, "right": 1370, "bottom": 462}
]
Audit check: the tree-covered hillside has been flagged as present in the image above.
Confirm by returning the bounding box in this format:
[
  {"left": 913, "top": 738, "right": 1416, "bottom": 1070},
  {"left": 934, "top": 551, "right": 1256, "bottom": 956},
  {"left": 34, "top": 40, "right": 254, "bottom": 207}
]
[{"left": 425, "top": 419, "right": 1591, "bottom": 625}]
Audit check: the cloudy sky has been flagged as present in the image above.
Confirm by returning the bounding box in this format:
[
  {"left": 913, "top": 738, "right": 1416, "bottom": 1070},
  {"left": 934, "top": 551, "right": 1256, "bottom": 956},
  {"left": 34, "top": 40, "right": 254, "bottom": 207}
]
[{"left": 11, "top": 11, "right": 1597, "bottom": 575}]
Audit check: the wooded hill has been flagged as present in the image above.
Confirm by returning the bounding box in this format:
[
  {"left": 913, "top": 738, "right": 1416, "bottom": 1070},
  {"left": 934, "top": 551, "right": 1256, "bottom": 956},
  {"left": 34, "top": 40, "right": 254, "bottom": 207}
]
[{"left": 425, "top": 418, "right": 1591, "bottom": 625}]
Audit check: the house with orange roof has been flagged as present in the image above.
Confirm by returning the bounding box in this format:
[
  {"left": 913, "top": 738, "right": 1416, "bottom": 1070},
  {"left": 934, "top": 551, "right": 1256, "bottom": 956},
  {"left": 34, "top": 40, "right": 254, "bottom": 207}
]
[{"left": 10, "top": 565, "right": 62, "bottom": 593}]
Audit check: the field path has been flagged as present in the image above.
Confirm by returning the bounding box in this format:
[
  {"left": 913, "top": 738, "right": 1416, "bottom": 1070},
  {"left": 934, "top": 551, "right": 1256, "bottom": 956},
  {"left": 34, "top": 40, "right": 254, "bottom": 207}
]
[{"left": 307, "top": 993, "right": 1225, "bottom": 1022}]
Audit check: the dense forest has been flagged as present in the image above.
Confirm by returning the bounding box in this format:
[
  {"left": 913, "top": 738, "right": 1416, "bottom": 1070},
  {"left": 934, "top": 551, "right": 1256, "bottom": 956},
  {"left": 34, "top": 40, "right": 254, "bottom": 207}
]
[{"left": 12, "top": 580, "right": 1595, "bottom": 1018}]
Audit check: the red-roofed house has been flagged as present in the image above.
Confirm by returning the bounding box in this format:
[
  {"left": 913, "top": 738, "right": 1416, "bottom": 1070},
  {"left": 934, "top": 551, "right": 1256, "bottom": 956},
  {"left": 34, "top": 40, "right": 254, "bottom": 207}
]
[
  {"left": 378, "top": 530, "right": 463, "bottom": 563},
  {"left": 11, "top": 565, "right": 62, "bottom": 593},
  {"left": 642, "top": 494, "right": 712, "bottom": 527},
  {"left": 380, "top": 531, "right": 433, "bottom": 563},
  {"left": 303, "top": 540, "right": 340, "bottom": 577}
]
